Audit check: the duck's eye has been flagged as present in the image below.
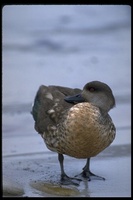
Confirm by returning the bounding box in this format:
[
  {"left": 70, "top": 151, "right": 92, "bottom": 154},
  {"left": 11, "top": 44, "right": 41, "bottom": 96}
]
[{"left": 88, "top": 87, "right": 95, "bottom": 92}]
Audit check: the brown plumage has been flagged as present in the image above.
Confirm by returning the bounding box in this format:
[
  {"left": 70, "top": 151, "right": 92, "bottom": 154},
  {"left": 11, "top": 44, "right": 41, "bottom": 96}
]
[{"left": 31, "top": 81, "right": 116, "bottom": 185}]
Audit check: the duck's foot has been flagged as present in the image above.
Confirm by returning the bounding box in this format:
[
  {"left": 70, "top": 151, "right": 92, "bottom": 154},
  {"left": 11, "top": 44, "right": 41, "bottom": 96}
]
[
  {"left": 75, "top": 170, "right": 105, "bottom": 181},
  {"left": 60, "top": 174, "right": 81, "bottom": 186}
]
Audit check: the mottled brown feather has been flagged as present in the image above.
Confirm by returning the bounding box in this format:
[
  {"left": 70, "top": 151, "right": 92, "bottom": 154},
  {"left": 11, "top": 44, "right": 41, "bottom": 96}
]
[{"left": 31, "top": 81, "right": 116, "bottom": 159}]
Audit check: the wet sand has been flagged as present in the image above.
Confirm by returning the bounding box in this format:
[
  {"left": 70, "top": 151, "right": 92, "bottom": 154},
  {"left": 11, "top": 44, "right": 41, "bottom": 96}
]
[{"left": 2, "top": 136, "right": 131, "bottom": 197}]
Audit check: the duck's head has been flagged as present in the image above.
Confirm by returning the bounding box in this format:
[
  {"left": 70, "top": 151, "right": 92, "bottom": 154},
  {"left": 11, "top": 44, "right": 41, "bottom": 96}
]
[{"left": 64, "top": 81, "right": 115, "bottom": 113}]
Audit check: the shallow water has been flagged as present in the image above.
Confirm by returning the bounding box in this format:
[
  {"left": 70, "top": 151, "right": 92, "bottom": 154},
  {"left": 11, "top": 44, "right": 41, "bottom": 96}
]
[{"left": 2, "top": 5, "right": 131, "bottom": 197}]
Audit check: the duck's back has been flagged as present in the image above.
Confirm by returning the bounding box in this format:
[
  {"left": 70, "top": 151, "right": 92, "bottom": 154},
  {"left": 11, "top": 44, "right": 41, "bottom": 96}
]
[{"left": 32, "top": 85, "right": 81, "bottom": 134}]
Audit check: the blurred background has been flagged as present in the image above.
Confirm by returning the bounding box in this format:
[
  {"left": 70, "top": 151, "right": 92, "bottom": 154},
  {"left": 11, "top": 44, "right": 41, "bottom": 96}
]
[{"left": 2, "top": 5, "right": 131, "bottom": 140}]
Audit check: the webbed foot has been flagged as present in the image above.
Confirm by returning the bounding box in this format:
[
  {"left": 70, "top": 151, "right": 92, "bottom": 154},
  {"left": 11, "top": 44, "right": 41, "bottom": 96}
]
[
  {"left": 60, "top": 174, "right": 81, "bottom": 186},
  {"left": 75, "top": 158, "right": 105, "bottom": 181},
  {"left": 75, "top": 170, "right": 105, "bottom": 181}
]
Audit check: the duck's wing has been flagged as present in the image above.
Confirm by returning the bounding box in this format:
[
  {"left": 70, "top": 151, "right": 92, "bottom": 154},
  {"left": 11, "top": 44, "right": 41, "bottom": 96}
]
[
  {"left": 31, "top": 85, "right": 81, "bottom": 134},
  {"left": 50, "top": 85, "right": 81, "bottom": 96}
]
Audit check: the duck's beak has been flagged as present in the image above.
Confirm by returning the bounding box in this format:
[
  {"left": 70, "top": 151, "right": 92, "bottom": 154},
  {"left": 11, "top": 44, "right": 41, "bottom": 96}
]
[{"left": 64, "top": 94, "right": 85, "bottom": 104}]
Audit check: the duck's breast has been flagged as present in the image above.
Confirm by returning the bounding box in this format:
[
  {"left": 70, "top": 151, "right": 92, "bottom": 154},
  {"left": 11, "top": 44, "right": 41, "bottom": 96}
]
[{"left": 50, "top": 102, "right": 116, "bottom": 158}]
